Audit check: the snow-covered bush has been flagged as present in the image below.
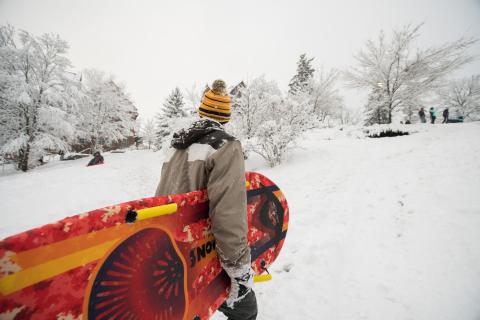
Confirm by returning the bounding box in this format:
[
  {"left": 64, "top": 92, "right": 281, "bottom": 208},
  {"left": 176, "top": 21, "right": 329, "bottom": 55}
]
[
  {"left": 250, "top": 119, "right": 298, "bottom": 167},
  {"left": 230, "top": 72, "right": 346, "bottom": 166},
  {"left": 364, "top": 124, "right": 415, "bottom": 138}
]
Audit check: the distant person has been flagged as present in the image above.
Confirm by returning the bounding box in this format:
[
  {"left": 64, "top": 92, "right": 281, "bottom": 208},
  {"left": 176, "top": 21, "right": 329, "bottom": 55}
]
[
  {"left": 442, "top": 108, "right": 449, "bottom": 123},
  {"left": 87, "top": 151, "right": 104, "bottom": 166},
  {"left": 418, "top": 107, "right": 426, "bottom": 123},
  {"left": 429, "top": 107, "right": 436, "bottom": 124}
]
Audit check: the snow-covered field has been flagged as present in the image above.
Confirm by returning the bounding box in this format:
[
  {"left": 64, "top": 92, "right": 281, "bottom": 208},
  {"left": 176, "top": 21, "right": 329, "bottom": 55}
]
[{"left": 1, "top": 123, "right": 480, "bottom": 320}]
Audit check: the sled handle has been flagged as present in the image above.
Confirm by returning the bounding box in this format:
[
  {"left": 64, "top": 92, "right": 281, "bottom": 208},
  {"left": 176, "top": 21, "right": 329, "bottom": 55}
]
[
  {"left": 137, "top": 203, "right": 177, "bottom": 221},
  {"left": 254, "top": 274, "right": 272, "bottom": 283},
  {"left": 126, "top": 203, "right": 178, "bottom": 223}
]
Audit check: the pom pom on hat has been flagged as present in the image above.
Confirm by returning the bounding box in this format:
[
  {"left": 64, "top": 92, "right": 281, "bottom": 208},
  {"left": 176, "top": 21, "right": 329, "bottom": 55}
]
[
  {"left": 211, "top": 79, "right": 227, "bottom": 95},
  {"left": 198, "top": 79, "right": 231, "bottom": 124}
]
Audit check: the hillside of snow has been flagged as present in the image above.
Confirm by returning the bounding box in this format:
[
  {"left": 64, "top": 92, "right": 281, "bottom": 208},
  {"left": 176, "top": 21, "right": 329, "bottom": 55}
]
[{"left": 1, "top": 123, "right": 480, "bottom": 320}]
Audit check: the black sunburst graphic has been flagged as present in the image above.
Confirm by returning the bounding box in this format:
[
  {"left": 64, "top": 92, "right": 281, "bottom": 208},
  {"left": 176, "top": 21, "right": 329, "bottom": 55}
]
[{"left": 88, "top": 228, "right": 186, "bottom": 320}]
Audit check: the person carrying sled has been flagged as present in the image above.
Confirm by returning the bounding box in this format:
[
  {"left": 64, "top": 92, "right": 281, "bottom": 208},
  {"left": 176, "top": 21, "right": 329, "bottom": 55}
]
[
  {"left": 155, "top": 79, "right": 257, "bottom": 320},
  {"left": 442, "top": 107, "right": 449, "bottom": 123},
  {"left": 429, "top": 107, "right": 436, "bottom": 124},
  {"left": 418, "top": 107, "right": 426, "bottom": 123},
  {"left": 87, "top": 151, "right": 104, "bottom": 166}
]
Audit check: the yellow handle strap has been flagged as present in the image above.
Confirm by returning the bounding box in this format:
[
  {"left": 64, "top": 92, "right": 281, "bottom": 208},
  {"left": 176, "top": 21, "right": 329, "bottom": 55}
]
[
  {"left": 136, "top": 203, "right": 177, "bottom": 221},
  {"left": 254, "top": 274, "right": 272, "bottom": 283}
]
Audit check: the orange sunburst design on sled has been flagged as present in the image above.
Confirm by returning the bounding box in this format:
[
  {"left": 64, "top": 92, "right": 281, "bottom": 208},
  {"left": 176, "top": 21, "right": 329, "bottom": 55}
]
[{"left": 83, "top": 226, "right": 189, "bottom": 320}]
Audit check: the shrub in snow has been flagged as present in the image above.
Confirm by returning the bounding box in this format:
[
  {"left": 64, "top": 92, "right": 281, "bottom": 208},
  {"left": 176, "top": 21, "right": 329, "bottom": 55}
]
[
  {"left": 250, "top": 119, "right": 298, "bottom": 167},
  {"left": 367, "top": 129, "right": 409, "bottom": 138},
  {"left": 364, "top": 124, "right": 412, "bottom": 138}
]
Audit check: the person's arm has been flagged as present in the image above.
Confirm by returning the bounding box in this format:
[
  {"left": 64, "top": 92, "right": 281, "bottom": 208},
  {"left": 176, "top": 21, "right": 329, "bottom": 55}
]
[
  {"left": 207, "top": 140, "right": 250, "bottom": 268},
  {"left": 207, "top": 140, "right": 253, "bottom": 306}
]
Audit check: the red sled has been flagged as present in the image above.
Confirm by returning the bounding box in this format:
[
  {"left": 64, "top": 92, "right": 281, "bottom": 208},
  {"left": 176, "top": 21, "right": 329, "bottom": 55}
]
[{"left": 0, "top": 171, "right": 289, "bottom": 320}]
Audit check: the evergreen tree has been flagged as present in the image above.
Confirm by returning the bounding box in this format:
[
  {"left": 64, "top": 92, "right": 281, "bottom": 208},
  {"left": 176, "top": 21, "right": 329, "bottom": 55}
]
[
  {"left": 288, "top": 53, "right": 315, "bottom": 95},
  {"left": 161, "top": 87, "right": 187, "bottom": 118},
  {"left": 155, "top": 87, "right": 187, "bottom": 147},
  {"left": 364, "top": 87, "right": 389, "bottom": 126}
]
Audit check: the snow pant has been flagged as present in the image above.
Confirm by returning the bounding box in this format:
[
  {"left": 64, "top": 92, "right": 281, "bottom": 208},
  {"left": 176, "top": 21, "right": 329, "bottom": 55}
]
[
  {"left": 420, "top": 116, "right": 426, "bottom": 123},
  {"left": 443, "top": 116, "right": 448, "bottom": 123},
  {"left": 430, "top": 116, "right": 436, "bottom": 124},
  {"left": 217, "top": 290, "right": 258, "bottom": 320}
]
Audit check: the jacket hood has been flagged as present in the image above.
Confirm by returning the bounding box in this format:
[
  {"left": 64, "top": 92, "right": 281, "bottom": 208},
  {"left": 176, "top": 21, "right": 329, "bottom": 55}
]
[{"left": 171, "top": 119, "right": 224, "bottom": 149}]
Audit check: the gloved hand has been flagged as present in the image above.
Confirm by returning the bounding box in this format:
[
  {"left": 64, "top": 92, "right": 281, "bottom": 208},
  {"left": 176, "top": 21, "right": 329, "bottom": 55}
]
[{"left": 222, "top": 263, "right": 254, "bottom": 308}]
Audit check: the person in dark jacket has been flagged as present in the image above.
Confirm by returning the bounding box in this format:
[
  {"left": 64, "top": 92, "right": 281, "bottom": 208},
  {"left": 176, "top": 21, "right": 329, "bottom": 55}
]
[
  {"left": 429, "top": 107, "right": 436, "bottom": 124},
  {"left": 418, "top": 107, "right": 426, "bottom": 123},
  {"left": 87, "top": 151, "right": 104, "bottom": 166},
  {"left": 155, "top": 80, "right": 257, "bottom": 320},
  {"left": 442, "top": 108, "right": 449, "bottom": 123}
]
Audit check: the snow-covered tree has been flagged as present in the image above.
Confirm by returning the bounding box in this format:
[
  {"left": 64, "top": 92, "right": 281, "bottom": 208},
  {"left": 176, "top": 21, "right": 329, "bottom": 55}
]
[
  {"left": 141, "top": 118, "right": 157, "bottom": 149},
  {"left": 345, "top": 23, "right": 476, "bottom": 123},
  {"left": 184, "top": 83, "right": 204, "bottom": 116},
  {"left": 77, "top": 69, "right": 137, "bottom": 153},
  {"left": 364, "top": 87, "right": 390, "bottom": 125},
  {"left": 438, "top": 75, "right": 480, "bottom": 121},
  {"left": 155, "top": 87, "right": 188, "bottom": 148},
  {"left": 230, "top": 76, "right": 282, "bottom": 140},
  {"left": 288, "top": 53, "right": 315, "bottom": 95},
  {"left": 0, "top": 25, "right": 78, "bottom": 171},
  {"left": 308, "top": 68, "right": 345, "bottom": 126}
]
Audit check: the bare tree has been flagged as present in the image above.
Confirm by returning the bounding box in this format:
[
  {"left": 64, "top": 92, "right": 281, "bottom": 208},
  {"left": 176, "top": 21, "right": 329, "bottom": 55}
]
[
  {"left": 345, "top": 23, "right": 476, "bottom": 124},
  {"left": 438, "top": 75, "right": 480, "bottom": 121},
  {"left": 141, "top": 118, "right": 157, "bottom": 149},
  {"left": 184, "top": 83, "right": 203, "bottom": 116},
  {"left": 309, "top": 67, "right": 345, "bottom": 126}
]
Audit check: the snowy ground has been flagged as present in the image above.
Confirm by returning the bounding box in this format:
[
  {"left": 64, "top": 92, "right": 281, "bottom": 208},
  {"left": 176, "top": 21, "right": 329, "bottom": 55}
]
[{"left": 1, "top": 123, "right": 480, "bottom": 320}]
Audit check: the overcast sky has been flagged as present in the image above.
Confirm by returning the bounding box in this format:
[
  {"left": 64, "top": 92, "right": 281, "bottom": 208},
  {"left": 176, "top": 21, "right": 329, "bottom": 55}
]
[{"left": 1, "top": 0, "right": 479, "bottom": 118}]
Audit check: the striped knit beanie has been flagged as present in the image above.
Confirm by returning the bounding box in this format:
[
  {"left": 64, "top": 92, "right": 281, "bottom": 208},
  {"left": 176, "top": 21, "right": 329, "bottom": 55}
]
[{"left": 198, "top": 79, "right": 231, "bottom": 124}]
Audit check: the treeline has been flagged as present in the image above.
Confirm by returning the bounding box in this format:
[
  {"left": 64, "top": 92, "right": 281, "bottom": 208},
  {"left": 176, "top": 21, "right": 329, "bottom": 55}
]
[
  {"left": 0, "top": 25, "right": 138, "bottom": 171},
  {"left": 145, "top": 24, "right": 478, "bottom": 166},
  {"left": 2, "top": 22, "right": 478, "bottom": 170},
  {"left": 141, "top": 54, "right": 352, "bottom": 167}
]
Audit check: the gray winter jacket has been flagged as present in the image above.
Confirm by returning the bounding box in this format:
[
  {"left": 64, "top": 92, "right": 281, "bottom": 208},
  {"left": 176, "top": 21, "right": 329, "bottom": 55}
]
[{"left": 155, "top": 119, "right": 250, "bottom": 269}]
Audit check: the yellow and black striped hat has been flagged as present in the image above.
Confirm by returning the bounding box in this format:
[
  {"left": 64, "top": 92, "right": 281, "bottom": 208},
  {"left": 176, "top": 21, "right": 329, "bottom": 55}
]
[{"left": 198, "top": 82, "right": 231, "bottom": 124}]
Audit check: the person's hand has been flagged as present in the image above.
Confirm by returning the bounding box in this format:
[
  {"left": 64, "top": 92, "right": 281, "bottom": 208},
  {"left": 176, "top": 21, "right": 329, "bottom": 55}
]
[{"left": 223, "top": 264, "right": 254, "bottom": 307}]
